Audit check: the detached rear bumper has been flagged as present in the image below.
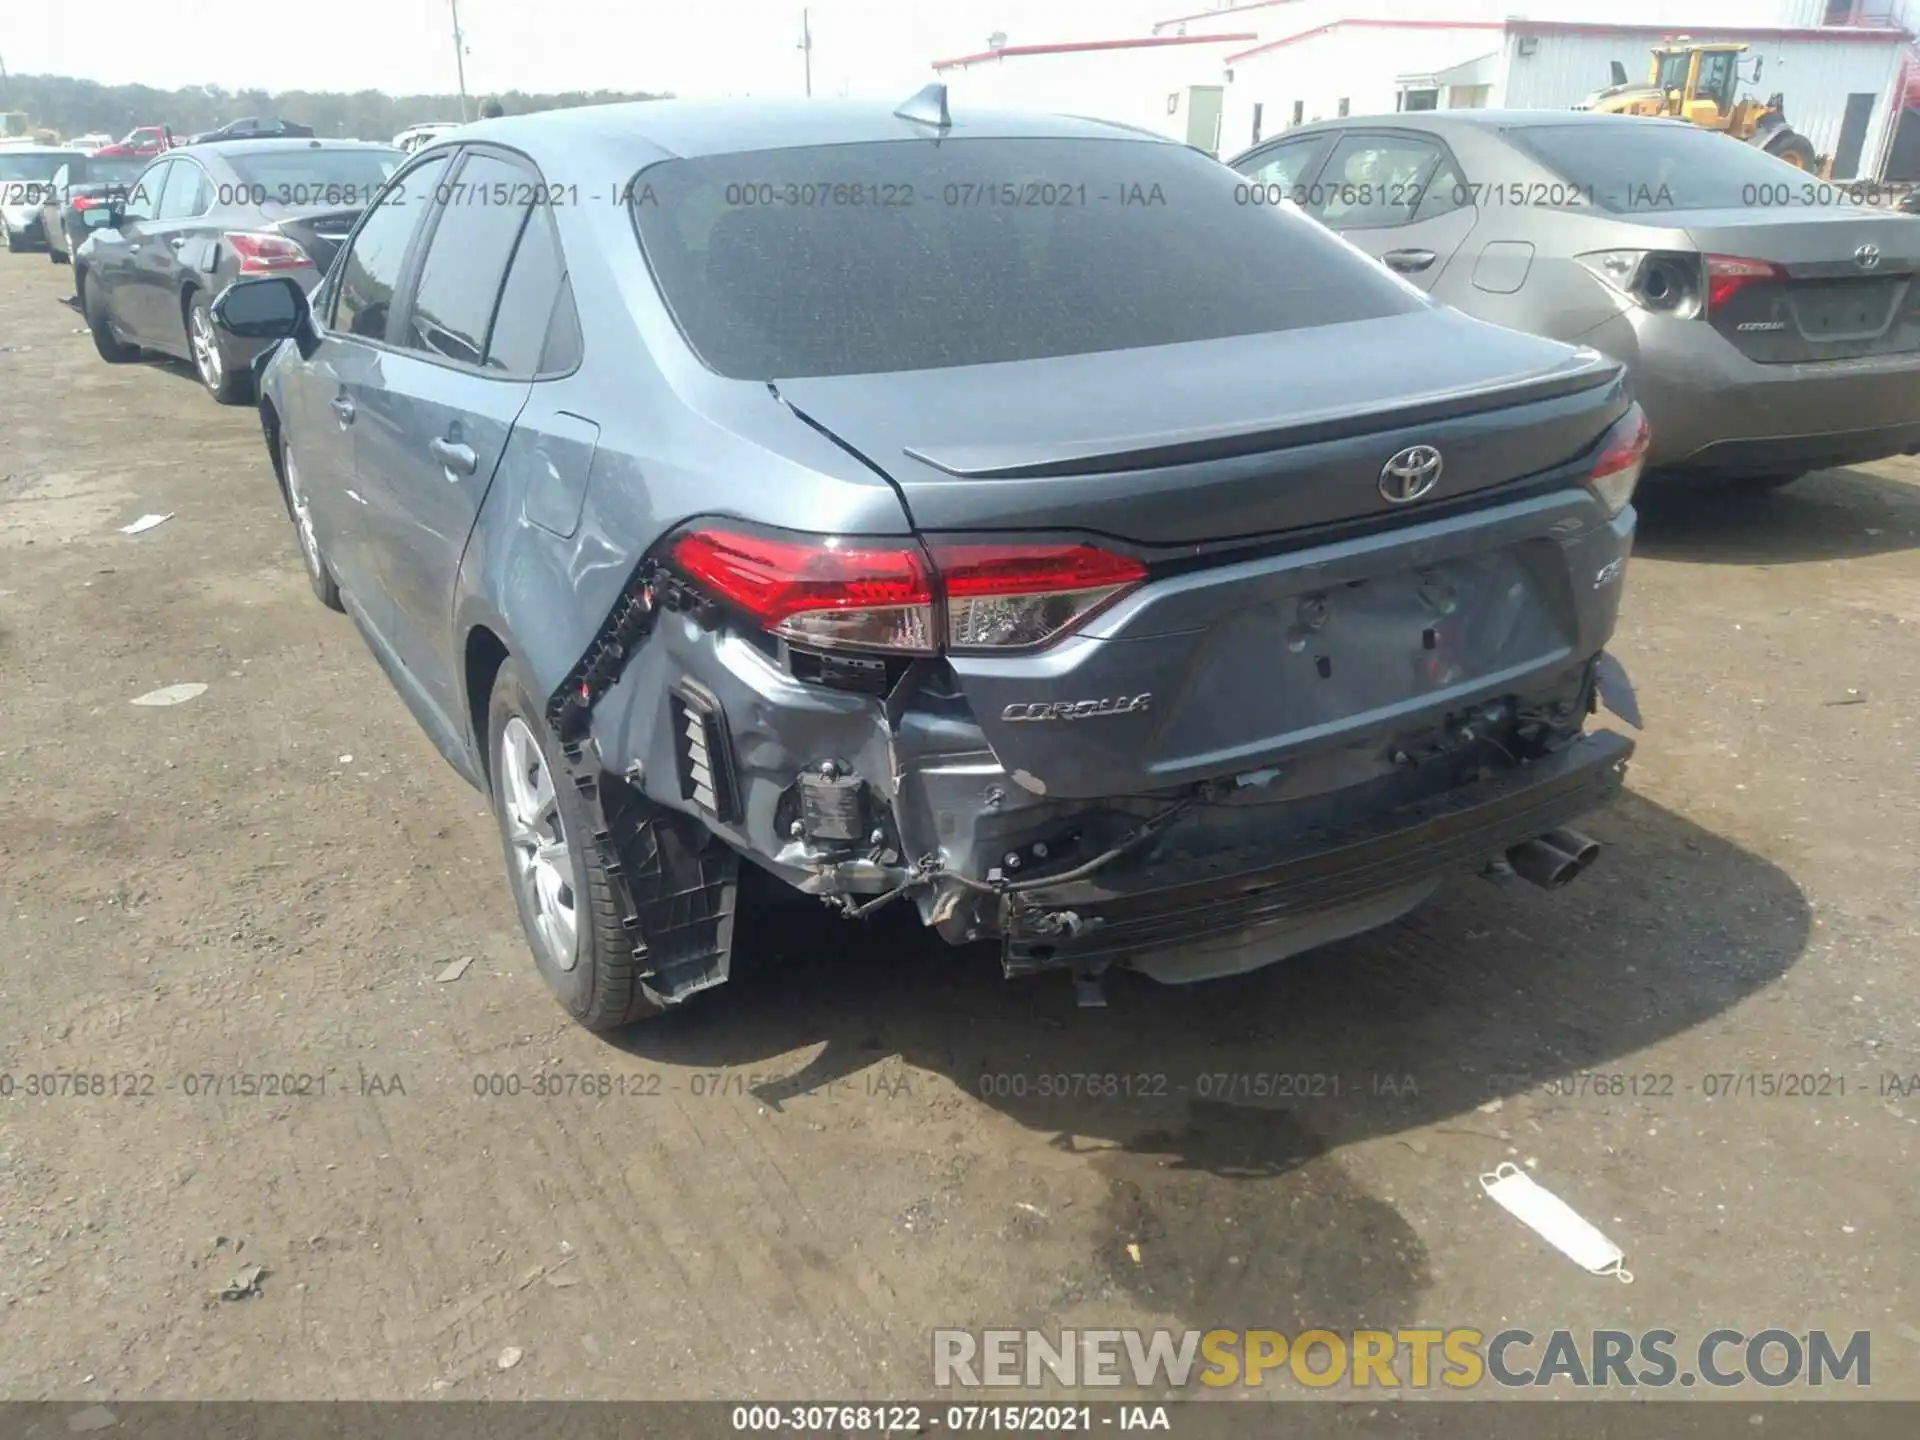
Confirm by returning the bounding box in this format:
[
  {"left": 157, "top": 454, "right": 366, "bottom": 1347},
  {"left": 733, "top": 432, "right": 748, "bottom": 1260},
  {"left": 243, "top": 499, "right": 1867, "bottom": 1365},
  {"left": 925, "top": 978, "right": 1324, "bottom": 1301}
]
[{"left": 1002, "top": 729, "right": 1634, "bottom": 979}]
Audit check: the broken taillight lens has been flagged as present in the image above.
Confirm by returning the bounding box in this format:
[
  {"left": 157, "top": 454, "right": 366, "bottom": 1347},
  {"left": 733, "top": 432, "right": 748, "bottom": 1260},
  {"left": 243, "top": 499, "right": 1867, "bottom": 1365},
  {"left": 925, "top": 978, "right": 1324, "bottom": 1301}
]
[
  {"left": 669, "top": 529, "right": 1149, "bottom": 656},
  {"left": 1586, "top": 403, "right": 1650, "bottom": 518},
  {"left": 670, "top": 529, "right": 938, "bottom": 654}
]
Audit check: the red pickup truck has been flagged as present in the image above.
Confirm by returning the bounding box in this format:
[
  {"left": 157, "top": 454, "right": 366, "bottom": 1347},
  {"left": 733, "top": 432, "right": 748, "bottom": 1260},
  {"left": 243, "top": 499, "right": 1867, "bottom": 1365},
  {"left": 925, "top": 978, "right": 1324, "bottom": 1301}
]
[{"left": 91, "top": 125, "right": 177, "bottom": 158}]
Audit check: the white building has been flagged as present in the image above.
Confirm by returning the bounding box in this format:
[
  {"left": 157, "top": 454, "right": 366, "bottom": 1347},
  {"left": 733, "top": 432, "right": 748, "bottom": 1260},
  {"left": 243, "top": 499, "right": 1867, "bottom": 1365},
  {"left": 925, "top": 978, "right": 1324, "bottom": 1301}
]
[
  {"left": 933, "top": 0, "right": 1920, "bottom": 179},
  {"left": 933, "top": 34, "right": 1260, "bottom": 148}
]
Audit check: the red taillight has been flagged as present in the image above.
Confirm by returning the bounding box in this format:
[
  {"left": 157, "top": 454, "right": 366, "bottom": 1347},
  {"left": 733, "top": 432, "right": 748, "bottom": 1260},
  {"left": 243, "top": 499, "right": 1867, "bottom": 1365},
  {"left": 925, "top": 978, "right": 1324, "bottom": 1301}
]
[
  {"left": 931, "top": 541, "right": 1147, "bottom": 651},
  {"left": 72, "top": 195, "right": 105, "bottom": 211},
  {"left": 671, "top": 530, "right": 936, "bottom": 654},
  {"left": 1704, "top": 254, "right": 1785, "bottom": 313},
  {"left": 225, "top": 231, "right": 313, "bottom": 275},
  {"left": 669, "top": 530, "right": 1149, "bottom": 655},
  {"left": 1586, "top": 403, "right": 1650, "bottom": 518}
]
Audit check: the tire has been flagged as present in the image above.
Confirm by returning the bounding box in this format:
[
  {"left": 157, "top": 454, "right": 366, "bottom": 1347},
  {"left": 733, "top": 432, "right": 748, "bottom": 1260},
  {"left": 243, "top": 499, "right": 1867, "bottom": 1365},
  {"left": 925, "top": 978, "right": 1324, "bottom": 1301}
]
[
  {"left": 49, "top": 240, "right": 68, "bottom": 265},
  {"left": 1764, "top": 130, "right": 1817, "bottom": 171},
  {"left": 486, "top": 660, "right": 668, "bottom": 1030},
  {"left": 280, "top": 436, "right": 345, "bottom": 612},
  {"left": 4, "top": 224, "right": 27, "bottom": 253},
  {"left": 187, "top": 291, "right": 252, "bottom": 404},
  {"left": 82, "top": 276, "right": 140, "bottom": 363}
]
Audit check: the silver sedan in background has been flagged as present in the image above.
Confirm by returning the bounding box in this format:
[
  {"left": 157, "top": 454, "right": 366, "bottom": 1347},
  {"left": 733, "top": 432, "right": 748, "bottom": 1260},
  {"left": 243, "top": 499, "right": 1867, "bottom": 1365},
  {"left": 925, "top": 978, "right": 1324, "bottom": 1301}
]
[{"left": 1229, "top": 111, "right": 1920, "bottom": 490}]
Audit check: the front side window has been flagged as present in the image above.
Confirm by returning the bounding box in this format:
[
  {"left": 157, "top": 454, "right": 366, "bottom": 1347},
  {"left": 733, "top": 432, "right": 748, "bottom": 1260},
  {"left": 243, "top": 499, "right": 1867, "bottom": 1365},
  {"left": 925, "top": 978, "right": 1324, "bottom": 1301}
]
[
  {"left": 630, "top": 136, "right": 1423, "bottom": 380},
  {"left": 1235, "top": 135, "right": 1333, "bottom": 193},
  {"left": 331, "top": 154, "right": 450, "bottom": 341}
]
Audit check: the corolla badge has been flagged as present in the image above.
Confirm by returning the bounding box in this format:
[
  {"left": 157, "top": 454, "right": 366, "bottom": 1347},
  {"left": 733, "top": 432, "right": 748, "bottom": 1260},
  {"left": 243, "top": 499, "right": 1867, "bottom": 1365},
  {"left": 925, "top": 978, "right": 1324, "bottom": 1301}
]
[
  {"left": 1002, "top": 695, "right": 1152, "bottom": 722},
  {"left": 1379, "top": 445, "right": 1444, "bottom": 504}
]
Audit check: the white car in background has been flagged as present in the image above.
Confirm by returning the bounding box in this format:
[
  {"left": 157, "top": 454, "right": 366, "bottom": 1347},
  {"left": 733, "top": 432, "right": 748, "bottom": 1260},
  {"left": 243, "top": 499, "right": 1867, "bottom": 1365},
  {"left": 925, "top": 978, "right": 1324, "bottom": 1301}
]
[
  {"left": 68, "top": 134, "right": 115, "bottom": 151},
  {"left": 392, "top": 122, "right": 460, "bottom": 154}
]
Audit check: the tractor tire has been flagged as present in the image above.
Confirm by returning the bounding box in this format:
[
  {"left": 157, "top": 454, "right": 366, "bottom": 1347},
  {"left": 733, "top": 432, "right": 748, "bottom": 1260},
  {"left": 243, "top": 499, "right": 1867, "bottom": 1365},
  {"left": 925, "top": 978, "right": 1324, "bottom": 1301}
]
[{"left": 1763, "top": 129, "right": 1817, "bottom": 171}]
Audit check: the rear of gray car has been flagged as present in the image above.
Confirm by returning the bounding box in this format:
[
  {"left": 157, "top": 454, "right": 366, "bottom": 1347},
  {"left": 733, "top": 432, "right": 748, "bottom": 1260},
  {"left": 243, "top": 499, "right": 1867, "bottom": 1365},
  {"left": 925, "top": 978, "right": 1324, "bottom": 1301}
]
[
  {"left": 238, "top": 102, "right": 1645, "bottom": 1025},
  {"left": 1229, "top": 113, "right": 1920, "bottom": 482}
]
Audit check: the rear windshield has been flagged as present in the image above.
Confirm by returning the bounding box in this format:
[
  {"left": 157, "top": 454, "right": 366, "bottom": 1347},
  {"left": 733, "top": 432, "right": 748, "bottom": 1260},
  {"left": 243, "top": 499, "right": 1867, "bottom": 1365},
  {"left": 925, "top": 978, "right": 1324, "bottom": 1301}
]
[
  {"left": 1505, "top": 122, "right": 1836, "bottom": 213},
  {"left": 629, "top": 137, "right": 1423, "bottom": 379},
  {"left": 0, "top": 152, "right": 73, "bottom": 183},
  {"left": 225, "top": 147, "right": 403, "bottom": 205},
  {"left": 80, "top": 155, "right": 151, "bottom": 185}
]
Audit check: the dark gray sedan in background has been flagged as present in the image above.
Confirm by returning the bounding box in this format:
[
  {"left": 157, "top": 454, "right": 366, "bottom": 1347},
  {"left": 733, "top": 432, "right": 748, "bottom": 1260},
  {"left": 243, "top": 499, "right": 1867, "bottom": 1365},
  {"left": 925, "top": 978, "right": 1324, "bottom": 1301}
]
[
  {"left": 213, "top": 94, "right": 1643, "bottom": 1028},
  {"left": 38, "top": 151, "right": 152, "bottom": 267},
  {"left": 76, "top": 137, "right": 401, "bottom": 403},
  {"left": 1229, "top": 112, "right": 1920, "bottom": 491}
]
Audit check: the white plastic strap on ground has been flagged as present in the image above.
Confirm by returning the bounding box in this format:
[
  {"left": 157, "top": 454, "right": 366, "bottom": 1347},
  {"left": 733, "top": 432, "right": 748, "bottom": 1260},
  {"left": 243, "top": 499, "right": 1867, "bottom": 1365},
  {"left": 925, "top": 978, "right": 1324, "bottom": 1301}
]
[{"left": 1480, "top": 1162, "right": 1633, "bottom": 1283}]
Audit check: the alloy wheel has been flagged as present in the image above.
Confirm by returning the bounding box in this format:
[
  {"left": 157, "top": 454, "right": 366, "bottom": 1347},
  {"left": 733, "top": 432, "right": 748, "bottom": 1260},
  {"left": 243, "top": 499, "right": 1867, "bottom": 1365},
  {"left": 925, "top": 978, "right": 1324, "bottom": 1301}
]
[
  {"left": 499, "top": 717, "right": 579, "bottom": 971},
  {"left": 189, "top": 305, "right": 223, "bottom": 392}
]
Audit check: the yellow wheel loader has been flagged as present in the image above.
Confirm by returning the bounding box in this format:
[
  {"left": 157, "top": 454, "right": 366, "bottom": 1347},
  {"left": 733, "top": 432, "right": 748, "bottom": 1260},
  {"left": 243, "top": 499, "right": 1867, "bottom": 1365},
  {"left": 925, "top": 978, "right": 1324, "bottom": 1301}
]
[{"left": 1578, "top": 41, "right": 1821, "bottom": 172}]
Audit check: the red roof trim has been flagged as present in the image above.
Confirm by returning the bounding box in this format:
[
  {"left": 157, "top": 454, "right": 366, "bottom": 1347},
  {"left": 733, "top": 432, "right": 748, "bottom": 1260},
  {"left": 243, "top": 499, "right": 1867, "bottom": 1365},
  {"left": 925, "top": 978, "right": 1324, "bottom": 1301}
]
[
  {"left": 933, "top": 33, "right": 1259, "bottom": 71},
  {"left": 1227, "top": 19, "right": 1500, "bottom": 64},
  {"left": 1153, "top": 0, "right": 1301, "bottom": 31},
  {"left": 1225, "top": 15, "right": 1911, "bottom": 63},
  {"left": 1506, "top": 18, "right": 1909, "bottom": 43}
]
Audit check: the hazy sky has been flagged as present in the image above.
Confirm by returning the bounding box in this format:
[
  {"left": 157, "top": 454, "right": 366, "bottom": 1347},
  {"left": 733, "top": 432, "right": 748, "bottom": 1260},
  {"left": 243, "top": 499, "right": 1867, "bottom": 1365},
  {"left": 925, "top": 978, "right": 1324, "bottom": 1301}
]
[{"left": 6, "top": 0, "right": 1187, "bottom": 98}]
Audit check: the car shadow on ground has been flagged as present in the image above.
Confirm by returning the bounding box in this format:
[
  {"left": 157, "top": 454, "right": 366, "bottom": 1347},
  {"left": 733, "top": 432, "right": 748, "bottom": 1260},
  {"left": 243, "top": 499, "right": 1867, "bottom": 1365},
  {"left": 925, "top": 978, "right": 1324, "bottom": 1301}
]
[
  {"left": 1635, "top": 464, "right": 1920, "bottom": 565},
  {"left": 598, "top": 790, "right": 1808, "bottom": 1335}
]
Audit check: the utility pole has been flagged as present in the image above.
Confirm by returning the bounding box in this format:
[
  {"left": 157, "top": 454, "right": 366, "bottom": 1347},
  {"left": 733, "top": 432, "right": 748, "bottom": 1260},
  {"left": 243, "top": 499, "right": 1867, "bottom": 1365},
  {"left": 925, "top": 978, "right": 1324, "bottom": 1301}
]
[
  {"left": 799, "top": 9, "right": 813, "bottom": 97},
  {"left": 449, "top": 0, "right": 471, "bottom": 121}
]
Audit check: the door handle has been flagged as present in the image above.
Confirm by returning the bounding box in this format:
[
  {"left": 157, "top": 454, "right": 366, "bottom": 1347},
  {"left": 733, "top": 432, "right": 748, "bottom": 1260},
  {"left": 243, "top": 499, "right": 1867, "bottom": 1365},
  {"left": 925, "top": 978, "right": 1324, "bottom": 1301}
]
[
  {"left": 329, "top": 394, "right": 356, "bottom": 424},
  {"left": 429, "top": 437, "right": 478, "bottom": 476},
  {"left": 1383, "top": 248, "right": 1438, "bottom": 274}
]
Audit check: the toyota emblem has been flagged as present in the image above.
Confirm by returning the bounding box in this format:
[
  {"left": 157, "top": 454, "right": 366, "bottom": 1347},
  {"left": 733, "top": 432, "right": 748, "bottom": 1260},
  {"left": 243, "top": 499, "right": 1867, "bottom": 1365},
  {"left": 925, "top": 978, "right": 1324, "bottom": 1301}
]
[
  {"left": 1855, "top": 243, "right": 1882, "bottom": 270},
  {"left": 1379, "top": 445, "right": 1443, "bottom": 504}
]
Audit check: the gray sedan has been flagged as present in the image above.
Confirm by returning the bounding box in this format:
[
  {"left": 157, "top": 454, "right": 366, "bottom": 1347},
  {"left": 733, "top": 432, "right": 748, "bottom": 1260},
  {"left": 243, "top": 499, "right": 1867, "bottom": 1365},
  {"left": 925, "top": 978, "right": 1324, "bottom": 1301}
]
[
  {"left": 1228, "top": 111, "right": 1920, "bottom": 488},
  {"left": 209, "top": 95, "right": 1641, "bottom": 1026},
  {"left": 75, "top": 138, "right": 401, "bottom": 404}
]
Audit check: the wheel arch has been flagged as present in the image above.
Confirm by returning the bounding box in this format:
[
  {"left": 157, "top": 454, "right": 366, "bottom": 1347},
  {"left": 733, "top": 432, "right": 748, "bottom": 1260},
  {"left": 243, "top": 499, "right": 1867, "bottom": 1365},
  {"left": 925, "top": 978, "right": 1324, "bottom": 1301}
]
[{"left": 464, "top": 623, "right": 513, "bottom": 794}]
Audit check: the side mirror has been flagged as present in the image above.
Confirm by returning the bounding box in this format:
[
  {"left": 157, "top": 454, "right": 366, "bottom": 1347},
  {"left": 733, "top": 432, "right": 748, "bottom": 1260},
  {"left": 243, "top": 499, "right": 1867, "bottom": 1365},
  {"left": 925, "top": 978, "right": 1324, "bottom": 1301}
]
[{"left": 211, "top": 275, "right": 310, "bottom": 341}]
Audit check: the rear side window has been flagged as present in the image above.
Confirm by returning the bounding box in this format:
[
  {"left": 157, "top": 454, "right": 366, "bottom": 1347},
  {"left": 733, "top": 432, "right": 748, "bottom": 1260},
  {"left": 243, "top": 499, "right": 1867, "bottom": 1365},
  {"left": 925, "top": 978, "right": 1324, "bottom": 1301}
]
[
  {"left": 1312, "top": 134, "right": 1458, "bottom": 229},
  {"left": 484, "top": 201, "right": 566, "bottom": 376},
  {"left": 404, "top": 153, "right": 536, "bottom": 367},
  {"left": 157, "top": 161, "right": 210, "bottom": 220},
  {"left": 332, "top": 154, "right": 450, "bottom": 340},
  {"left": 1505, "top": 122, "right": 1818, "bottom": 212},
  {"left": 630, "top": 136, "right": 1423, "bottom": 380}
]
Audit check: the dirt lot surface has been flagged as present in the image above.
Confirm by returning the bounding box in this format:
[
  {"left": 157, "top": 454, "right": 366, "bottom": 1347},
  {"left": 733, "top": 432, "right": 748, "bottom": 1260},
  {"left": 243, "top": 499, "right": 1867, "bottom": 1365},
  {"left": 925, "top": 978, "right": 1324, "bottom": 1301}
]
[{"left": 2, "top": 251, "right": 1919, "bottom": 1404}]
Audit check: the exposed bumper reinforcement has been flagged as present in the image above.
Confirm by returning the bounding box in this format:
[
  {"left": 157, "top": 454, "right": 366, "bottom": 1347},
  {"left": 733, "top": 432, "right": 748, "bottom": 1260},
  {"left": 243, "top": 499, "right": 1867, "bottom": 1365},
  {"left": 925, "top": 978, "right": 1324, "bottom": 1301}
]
[{"left": 1001, "top": 729, "right": 1634, "bottom": 973}]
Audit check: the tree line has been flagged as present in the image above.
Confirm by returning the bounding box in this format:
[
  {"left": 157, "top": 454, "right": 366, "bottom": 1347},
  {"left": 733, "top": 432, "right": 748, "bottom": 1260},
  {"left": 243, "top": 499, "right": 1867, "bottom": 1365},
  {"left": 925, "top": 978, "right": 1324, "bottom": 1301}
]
[{"left": 0, "top": 74, "right": 673, "bottom": 141}]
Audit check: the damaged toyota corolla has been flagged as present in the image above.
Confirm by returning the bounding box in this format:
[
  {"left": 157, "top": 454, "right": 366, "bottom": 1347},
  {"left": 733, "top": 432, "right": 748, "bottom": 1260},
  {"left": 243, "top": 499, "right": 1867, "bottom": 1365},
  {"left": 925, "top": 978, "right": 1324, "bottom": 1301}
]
[{"left": 213, "top": 89, "right": 1646, "bottom": 1028}]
